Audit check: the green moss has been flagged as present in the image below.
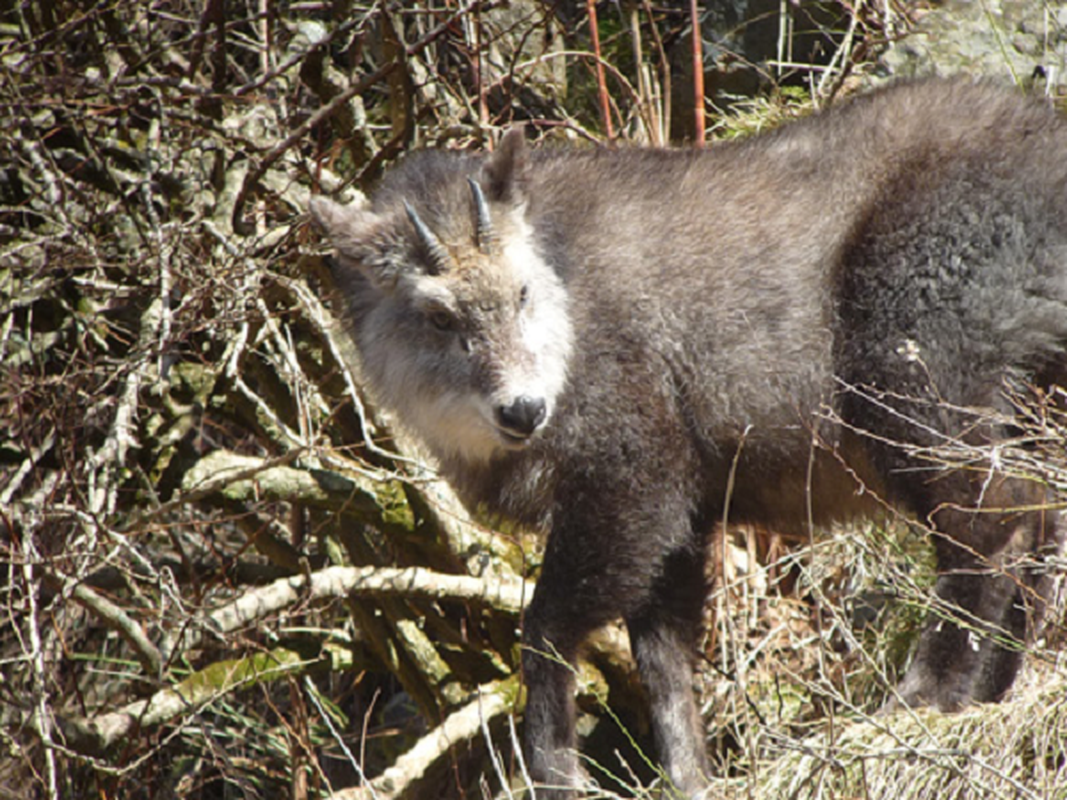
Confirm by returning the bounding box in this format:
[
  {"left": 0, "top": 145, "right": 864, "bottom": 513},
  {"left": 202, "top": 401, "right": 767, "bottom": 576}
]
[{"left": 375, "top": 478, "right": 416, "bottom": 532}]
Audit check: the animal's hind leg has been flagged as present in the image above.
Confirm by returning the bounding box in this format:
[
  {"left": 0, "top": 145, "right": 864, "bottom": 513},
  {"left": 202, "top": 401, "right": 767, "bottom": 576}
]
[
  {"left": 893, "top": 474, "right": 1054, "bottom": 711},
  {"left": 841, "top": 379, "right": 1057, "bottom": 710},
  {"left": 973, "top": 507, "right": 1054, "bottom": 699},
  {"left": 626, "top": 545, "right": 710, "bottom": 798}
]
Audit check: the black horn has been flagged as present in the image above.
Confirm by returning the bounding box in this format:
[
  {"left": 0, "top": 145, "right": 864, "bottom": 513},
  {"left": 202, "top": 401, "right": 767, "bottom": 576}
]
[
  {"left": 468, "top": 178, "right": 495, "bottom": 255},
  {"left": 404, "top": 201, "right": 451, "bottom": 274}
]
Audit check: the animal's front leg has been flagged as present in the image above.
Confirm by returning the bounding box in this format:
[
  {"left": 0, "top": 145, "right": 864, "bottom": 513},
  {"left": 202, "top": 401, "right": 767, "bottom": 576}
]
[
  {"left": 521, "top": 577, "right": 608, "bottom": 798},
  {"left": 520, "top": 509, "right": 648, "bottom": 798},
  {"left": 626, "top": 544, "right": 711, "bottom": 798},
  {"left": 521, "top": 615, "right": 582, "bottom": 798}
]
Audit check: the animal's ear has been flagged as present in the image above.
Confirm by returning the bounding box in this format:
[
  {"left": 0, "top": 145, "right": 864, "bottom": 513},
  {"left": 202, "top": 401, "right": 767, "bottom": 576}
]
[
  {"left": 309, "top": 195, "right": 402, "bottom": 291},
  {"left": 309, "top": 195, "right": 372, "bottom": 244},
  {"left": 482, "top": 126, "right": 528, "bottom": 204}
]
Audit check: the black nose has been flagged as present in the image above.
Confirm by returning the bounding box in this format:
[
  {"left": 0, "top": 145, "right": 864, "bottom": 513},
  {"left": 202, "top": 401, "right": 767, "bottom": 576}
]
[{"left": 497, "top": 396, "right": 547, "bottom": 437}]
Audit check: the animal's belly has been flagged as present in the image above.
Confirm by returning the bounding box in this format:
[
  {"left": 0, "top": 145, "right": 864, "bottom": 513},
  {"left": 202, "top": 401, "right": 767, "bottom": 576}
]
[{"left": 707, "top": 427, "right": 888, "bottom": 535}]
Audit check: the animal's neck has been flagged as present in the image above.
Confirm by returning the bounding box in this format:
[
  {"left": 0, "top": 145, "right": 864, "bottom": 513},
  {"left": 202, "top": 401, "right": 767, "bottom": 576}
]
[{"left": 440, "top": 444, "right": 555, "bottom": 531}]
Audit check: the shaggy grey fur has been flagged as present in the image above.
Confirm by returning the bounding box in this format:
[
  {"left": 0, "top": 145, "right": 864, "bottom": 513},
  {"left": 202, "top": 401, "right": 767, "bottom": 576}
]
[{"left": 311, "top": 79, "right": 1067, "bottom": 799}]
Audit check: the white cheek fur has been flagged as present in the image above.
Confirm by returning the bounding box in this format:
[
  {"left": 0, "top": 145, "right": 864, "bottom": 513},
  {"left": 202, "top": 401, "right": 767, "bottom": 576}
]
[{"left": 356, "top": 217, "right": 574, "bottom": 464}]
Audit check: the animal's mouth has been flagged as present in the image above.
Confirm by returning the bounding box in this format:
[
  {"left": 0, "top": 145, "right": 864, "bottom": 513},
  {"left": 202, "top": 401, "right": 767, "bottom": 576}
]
[{"left": 495, "top": 427, "right": 537, "bottom": 449}]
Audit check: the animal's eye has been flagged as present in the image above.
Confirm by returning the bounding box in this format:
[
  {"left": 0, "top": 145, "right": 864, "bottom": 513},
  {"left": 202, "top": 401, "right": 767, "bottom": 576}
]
[
  {"left": 428, "top": 308, "right": 455, "bottom": 332},
  {"left": 519, "top": 284, "right": 529, "bottom": 308}
]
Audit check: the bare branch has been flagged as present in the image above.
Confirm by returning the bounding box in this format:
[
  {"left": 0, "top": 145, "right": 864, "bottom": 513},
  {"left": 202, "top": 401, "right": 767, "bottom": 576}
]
[{"left": 325, "top": 679, "right": 517, "bottom": 800}]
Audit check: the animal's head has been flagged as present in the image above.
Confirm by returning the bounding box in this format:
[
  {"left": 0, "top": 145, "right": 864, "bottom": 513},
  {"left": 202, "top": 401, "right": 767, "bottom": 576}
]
[{"left": 310, "top": 129, "right": 572, "bottom": 463}]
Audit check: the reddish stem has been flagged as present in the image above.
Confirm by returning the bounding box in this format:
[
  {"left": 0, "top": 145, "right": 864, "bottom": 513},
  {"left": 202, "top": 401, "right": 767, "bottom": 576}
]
[
  {"left": 586, "top": 0, "right": 614, "bottom": 139},
  {"left": 689, "top": 0, "right": 705, "bottom": 146}
]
